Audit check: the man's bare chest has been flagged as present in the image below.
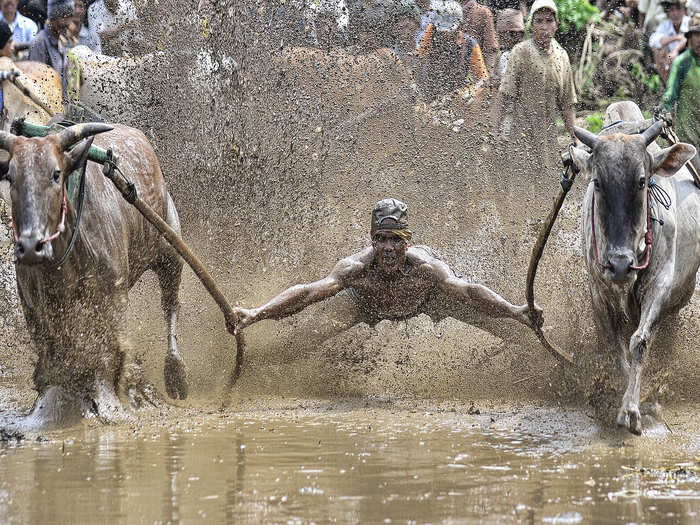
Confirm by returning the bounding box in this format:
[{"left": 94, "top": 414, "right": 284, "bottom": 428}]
[{"left": 349, "top": 274, "right": 436, "bottom": 319}]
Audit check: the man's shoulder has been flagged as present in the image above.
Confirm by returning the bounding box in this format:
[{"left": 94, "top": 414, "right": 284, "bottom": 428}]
[
  {"left": 30, "top": 29, "right": 50, "bottom": 46},
  {"left": 406, "top": 245, "right": 442, "bottom": 266},
  {"left": 510, "top": 39, "right": 535, "bottom": 57},
  {"left": 335, "top": 246, "right": 373, "bottom": 270},
  {"left": 550, "top": 39, "right": 570, "bottom": 57}
]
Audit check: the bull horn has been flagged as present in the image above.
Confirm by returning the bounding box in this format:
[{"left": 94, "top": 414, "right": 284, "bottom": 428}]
[
  {"left": 0, "top": 130, "right": 17, "bottom": 153},
  {"left": 573, "top": 126, "right": 598, "bottom": 149},
  {"left": 640, "top": 120, "right": 663, "bottom": 146},
  {"left": 56, "top": 123, "right": 114, "bottom": 150}
]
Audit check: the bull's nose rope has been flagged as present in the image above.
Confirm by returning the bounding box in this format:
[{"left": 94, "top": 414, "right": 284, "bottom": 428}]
[
  {"left": 10, "top": 185, "right": 67, "bottom": 245},
  {"left": 39, "top": 187, "right": 67, "bottom": 244},
  {"left": 591, "top": 189, "right": 652, "bottom": 272}
]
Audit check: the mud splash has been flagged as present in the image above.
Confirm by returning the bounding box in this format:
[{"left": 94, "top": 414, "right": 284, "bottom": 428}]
[{"left": 1, "top": 399, "right": 699, "bottom": 523}]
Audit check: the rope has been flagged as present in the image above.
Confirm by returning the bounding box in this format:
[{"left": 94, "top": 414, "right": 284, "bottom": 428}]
[{"left": 52, "top": 137, "right": 94, "bottom": 268}]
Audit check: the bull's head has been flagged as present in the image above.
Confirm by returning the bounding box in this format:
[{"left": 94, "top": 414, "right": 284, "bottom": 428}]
[
  {"left": 0, "top": 123, "right": 113, "bottom": 265},
  {"left": 571, "top": 122, "right": 696, "bottom": 282}
]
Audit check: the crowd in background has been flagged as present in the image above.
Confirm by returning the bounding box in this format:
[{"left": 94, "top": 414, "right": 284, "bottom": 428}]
[
  {"left": 268, "top": 0, "right": 699, "bottom": 168},
  {"left": 0, "top": 0, "right": 141, "bottom": 60}
]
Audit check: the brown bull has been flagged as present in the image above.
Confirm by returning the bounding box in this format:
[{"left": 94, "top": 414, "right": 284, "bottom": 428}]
[
  {"left": 0, "top": 58, "right": 63, "bottom": 129},
  {"left": 0, "top": 123, "right": 187, "bottom": 429}
]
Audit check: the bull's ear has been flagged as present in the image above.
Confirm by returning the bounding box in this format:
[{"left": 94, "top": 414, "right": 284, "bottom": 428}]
[
  {"left": 63, "top": 138, "right": 92, "bottom": 172},
  {"left": 570, "top": 146, "right": 591, "bottom": 175},
  {"left": 651, "top": 143, "right": 697, "bottom": 177}
]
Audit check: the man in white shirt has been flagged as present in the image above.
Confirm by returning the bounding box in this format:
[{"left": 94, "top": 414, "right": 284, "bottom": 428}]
[
  {"left": 0, "top": 0, "right": 37, "bottom": 45},
  {"left": 649, "top": 0, "right": 689, "bottom": 83}
]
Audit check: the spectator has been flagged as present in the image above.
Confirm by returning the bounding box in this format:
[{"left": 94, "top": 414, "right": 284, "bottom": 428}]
[
  {"left": 416, "top": 0, "right": 489, "bottom": 100},
  {"left": 1, "top": 0, "right": 38, "bottom": 45},
  {"left": 494, "top": 0, "right": 577, "bottom": 145},
  {"left": 87, "top": 0, "right": 140, "bottom": 56},
  {"left": 72, "top": 0, "right": 100, "bottom": 53},
  {"left": 650, "top": 0, "right": 689, "bottom": 83},
  {"left": 415, "top": 0, "right": 439, "bottom": 48},
  {"left": 0, "top": 20, "right": 13, "bottom": 57},
  {"left": 461, "top": 0, "right": 499, "bottom": 74},
  {"left": 494, "top": 8, "right": 525, "bottom": 83},
  {"left": 389, "top": 0, "right": 422, "bottom": 56},
  {"left": 663, "top": 12, "right": 699, "bottom": 172},
  {"left": 28, "top": 0, "right": 73, "bottom": 89}
]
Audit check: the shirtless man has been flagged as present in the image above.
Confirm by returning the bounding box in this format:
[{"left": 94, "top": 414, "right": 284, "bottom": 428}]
[{"left": 234, "top": 199, "right": 542, "bottom": 338}]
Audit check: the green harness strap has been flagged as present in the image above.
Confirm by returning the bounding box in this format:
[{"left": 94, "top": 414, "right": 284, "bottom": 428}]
[{"left": 15, "top": 120, "right": 113, "bottom": 204}]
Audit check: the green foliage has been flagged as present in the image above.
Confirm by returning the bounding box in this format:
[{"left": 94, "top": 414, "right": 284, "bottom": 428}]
[
  {"left": 555, "top": 0, "right": 600, "bottom": 34},
  {"left": 586, "top": 113, "right": 603, "bottom": 133},
  {"left": 631, "top": 63, "right": 663, "bottom": 94}
]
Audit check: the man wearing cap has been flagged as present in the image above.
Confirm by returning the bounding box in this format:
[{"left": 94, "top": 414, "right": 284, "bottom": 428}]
[
  {"left": 494, "top": 0, "right": 577, "bottom": 147},
  {"left": 234, "top": 199, "right": 541, "bottom": 338},
  {"left": 416, "top": 0, "right": 489, "bottom": 101},
  {"left": 1, "top": 0, "right": 37, "bottom": 45},
  {"left": 650, "top": 0, "right": 689, "bottom": 84},
  {"left": 28, "top": 0, "right": 73, "bottom": 93},
  {"left": 493, "top": 8, "right": 525, "bottom": 84},
  {"left": 663, "top": 12, "right": 700, "bottom": 173}
]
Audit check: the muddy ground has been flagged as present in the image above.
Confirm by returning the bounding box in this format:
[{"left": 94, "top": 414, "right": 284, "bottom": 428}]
[{"left": 0, "top": 1, "right": 698, "bottom": 432}]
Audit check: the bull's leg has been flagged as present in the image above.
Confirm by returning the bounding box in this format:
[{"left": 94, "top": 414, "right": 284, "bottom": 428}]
[
  {"left": 618, "top": 295, "right": 666, "bottom": 435},
  {"left": 157, "top": 259, "right": 187, "bottom": 400},
  {"left": 156, "top": 192, "right": 187, "bottom": 400},
  {"left": 96, "top": 291, "right": 130, "bottom": 421}
]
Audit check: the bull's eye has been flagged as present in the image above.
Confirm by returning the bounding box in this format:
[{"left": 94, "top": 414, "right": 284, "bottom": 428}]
[
  {"left": 52, "top": 169, "right": 61, "bottom": 183},
  {"left": 638, "top": 176, "right": 646, "bottom": 190},
  {"left": 593, "top": 178, "right": 600, "bottom": 190}
]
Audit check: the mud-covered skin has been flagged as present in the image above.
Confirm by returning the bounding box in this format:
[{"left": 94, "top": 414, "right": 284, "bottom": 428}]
[
  {"left": 573, "top": 101, "right": 700, "bottom": 435},
  {"left": 4, "top": 124, "right": 187, "bottom": 430},
  {"left": 234, "top": 233, "right": 541, "bottom": 339}
]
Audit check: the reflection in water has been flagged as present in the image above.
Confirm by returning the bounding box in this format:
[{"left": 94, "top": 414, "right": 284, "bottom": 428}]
[
  {"left": 163, "top": 433, "right": 185, "bottom": 523},
  {"left": 225, "top": 436, "right": 246, "bottom": 522},
  {"left": 0, "top": 408, "right": 698, "bottom": 523}
]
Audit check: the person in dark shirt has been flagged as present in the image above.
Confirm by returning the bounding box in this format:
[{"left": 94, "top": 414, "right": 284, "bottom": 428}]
[{"left": 28, "top": 0, "right": 73, "bottom": 93}]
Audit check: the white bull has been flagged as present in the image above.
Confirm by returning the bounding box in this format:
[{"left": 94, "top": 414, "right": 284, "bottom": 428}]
[{"left": 571, "top": 101, "right": 700, "bottom": 435}]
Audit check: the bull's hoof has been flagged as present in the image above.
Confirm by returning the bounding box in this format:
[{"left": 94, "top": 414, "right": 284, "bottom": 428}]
[
  {"left": 23, "top": 386, "right": 85, "bottom": 430},
  {"left": 164, "top": 351, "right": 188, "bottom": 400},
  {"left": 617, "top": 404, "right": 643, "bottom": 435}
]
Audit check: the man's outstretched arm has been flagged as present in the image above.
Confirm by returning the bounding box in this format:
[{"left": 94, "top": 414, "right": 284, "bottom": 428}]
[
  {"left": 233, "top": 252, "right": 368, "bottom": 333},
  {"left": 427, "top": 259, "right": 542, "bottom": 329}
]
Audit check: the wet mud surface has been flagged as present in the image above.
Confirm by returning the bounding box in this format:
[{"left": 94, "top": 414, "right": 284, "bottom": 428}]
[{"left": 1, "top": 398, "right": 699, "bottom": 523}]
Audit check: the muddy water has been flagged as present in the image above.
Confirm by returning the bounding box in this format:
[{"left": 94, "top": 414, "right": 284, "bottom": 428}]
[{"left": 1, "top": 402, "right": 698, "bottom": 524}]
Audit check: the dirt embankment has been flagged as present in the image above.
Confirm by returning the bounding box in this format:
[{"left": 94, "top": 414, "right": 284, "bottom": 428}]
[{"left": 0, "top": 1, "right": 698, "bottom": 423}]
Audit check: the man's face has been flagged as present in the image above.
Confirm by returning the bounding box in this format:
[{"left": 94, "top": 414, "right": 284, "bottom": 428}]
[
  {"left": 691, "top": 32, "right": 700, "bottom": 55},
  {"left": 51, "top": 13, "right": 74, "bottom": 36},
  {"left": 74, "top": 0, "right": 86, "bottom": 21},
  {"left": 1, "top": 0, "right": 17, "bottom": 17},
  {"left": 372, "top": 231, "right": 408, "bottom": 273},
  {"left": 663, "top": 3, "right": 685, "bottom": 24},
  {"left": 531, "top": 9, "right": 557, "bottom": 48}
]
